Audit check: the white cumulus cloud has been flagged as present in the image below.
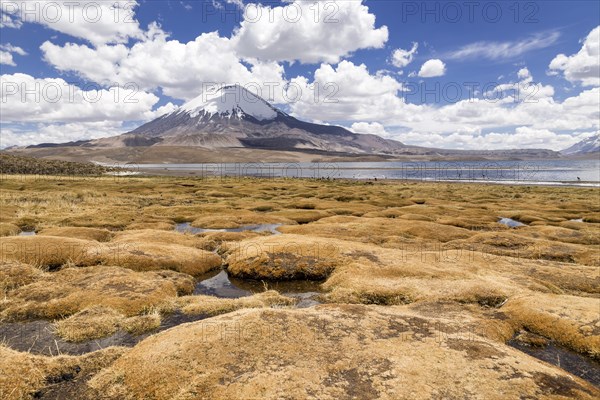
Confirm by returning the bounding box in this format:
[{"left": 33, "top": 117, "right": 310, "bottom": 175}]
[
  {"left": 418, "top": 59, "right": 446, "bottom": 78},
  {"left": 0, "top": 43, "right": 27, "bottom": 66},
  {"left": 41, "top": 27, "right": 288, "bottom": 101},
  {"left": 233, "top": 0, "right": 388, "bottom": 63},
  {"left": 350, "top": 122, "right": 389, "bottom": 137},
  {"left": 391, "top": 42, "right": 418, "bottom": 68},
  {"left": 0, "top": 73, "right": 163, "bottom": 123},
  {"left": 549, "top": 26, "right": 599, "bottom": 87},
  {"left": 1, "top": 1, "right": 143, "bottom": 45},
  {"left": 288, "top": 60, "right": 413, "bottom": 122},
  {"left": 287, "top": 62, "right": 599, "bottom": 151}
]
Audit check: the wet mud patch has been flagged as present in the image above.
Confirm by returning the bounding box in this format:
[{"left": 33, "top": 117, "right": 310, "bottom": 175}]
[
  {"left": 533, "top": 372, "right": 597, "bottom": 397},
  {"left": 323, "top": 367, "right": 380, "bottom": 399},
  {"left": 0, "top": 312, "right": 207, "bottom": 356},
  {"left": 0, "top": 319, "right": 140, "bottom": 356},
  {"left": 509, "top": 331, "right": 600, "bottom": 387},
  {"left": 446, "top": 338, "right": 506, "bottom": 360},
  {"left": 33, "top": 365, "right": 89, "bottom": 400},
  {"left": 348, "top": 250, "right": 380, "bottom": 263}
]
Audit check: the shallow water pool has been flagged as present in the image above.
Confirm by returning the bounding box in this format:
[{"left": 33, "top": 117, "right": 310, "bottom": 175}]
[
  {"left": 195, "top": 269, "right": 323, "bottom": 307},
  {"left": 175, "top": 222, "right": 282, "bottom": 235},
  {"left": 498, "top": 217, "right": 526, "bottom": 228}
]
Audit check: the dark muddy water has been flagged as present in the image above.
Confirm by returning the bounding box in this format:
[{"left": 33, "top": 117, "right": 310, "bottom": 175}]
[
  {"left": 509, "top": 333, "right": 600, "bottom": 387},
  {"left": 0, "top": 269, "right": 322, "bottom": 356},
  {"left": 0, "top": 312, "right": 207, "bottom": 356}
]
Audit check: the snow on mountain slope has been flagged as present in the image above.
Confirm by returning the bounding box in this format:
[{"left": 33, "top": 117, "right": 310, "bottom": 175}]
[
  {"left": 561, "top": 134, "right": 600, "bottom": 155},
  {"left": 179, "top": 85, "right": 278, "bottom": 121}
]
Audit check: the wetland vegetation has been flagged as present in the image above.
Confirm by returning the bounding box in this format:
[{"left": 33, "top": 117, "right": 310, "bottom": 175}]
[{"left": 0, "top": 174, "right": 598, "bottom": 399}]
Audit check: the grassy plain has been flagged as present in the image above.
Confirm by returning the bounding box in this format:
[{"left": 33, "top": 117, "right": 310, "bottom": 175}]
[{"left": 0, "top": 174, "right": 598, "bottom": 399}]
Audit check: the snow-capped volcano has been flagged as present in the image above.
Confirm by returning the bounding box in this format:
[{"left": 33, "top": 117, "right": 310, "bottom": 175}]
[
  {"left": 179, "top": 85, "right": 278, "bottom": 121},
  {"left": 113, "top": 84, "right": 407, "bottom": 154},
  {"left": 18, "top": 85, "right": 562, "bottom": 162}
]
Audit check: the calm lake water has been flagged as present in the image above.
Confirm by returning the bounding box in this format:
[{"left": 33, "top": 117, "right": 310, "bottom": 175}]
[{"left": 132, "top": 159, "right": 599, "bottom": 186}]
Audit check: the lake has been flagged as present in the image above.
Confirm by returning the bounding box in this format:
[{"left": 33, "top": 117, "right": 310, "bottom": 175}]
[{"left": 131, "top": 159, "right": 600, "bottom": 186}]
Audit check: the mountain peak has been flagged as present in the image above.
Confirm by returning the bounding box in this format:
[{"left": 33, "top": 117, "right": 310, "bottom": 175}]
[
  {"left": 179, "top": 85, "right": 278, "bottom": 121},
  {"left": 561, "top": 133, "right": 600, "bottom": 155}
]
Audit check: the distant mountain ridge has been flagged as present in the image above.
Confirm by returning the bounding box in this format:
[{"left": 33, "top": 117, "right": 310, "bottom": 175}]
[
  {"left": 11, "top": 84, "right": 561, "bottom": 162},
  {"left": 561, "top": 134, "right": 600, "bottom": 155}
]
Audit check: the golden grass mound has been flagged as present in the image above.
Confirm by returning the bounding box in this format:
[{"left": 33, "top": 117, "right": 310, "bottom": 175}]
[
  {"left": 59, "top": 209, "right": 139, "bottom": 229},
  {"left": 503, "top": 294, "right": 600, "bottom": 360},
  {"left": 89, "top": 305, "right": 600, "bottom": 400},
  {"left": 0, "top": 236, "right": 102, "bottom": 268},
  {"left": 0, "top": 230, "right": 222, "bottom": 278},
  {"left": 1, "top": 266, "right": 194, "bottom": 320},
  {"left": 196, "top": 231, "right": 266, "bottom": 252},
  {"left": 39, "top": 227, "right": 113, "bottom": 242},
  {"left": 111, "top": 229, "right": 206, "bottom": 249},
  {"left": 0, "top": 223, "right": 20, "bottom": 237},
  {"left": 120, "top": 312, "right": 161, "bottom": 336},
  {"left": 514, "top": 225, "right": 600, "bottom": 246},
  {"left": 0, "top": 345, "right": 126, "bottom": 400},
  {"left": 54, "top": 306, "right": 125, "bottom": 342},
  {"left": 319, "top": 248, "right": 517, "bottom": 306},
  {"left": 225, "top": 234, "right": 345, "bottom": 280},
  {"left": 101, "top": 241, "right": 222, "bottom": 276},
  {"left": 449, "top": 231, "right": 599, "bottom": 265},
  {"left": 176, "top": 290, "right": 296, "bottom": 316},
  {"left": 54, "top": 306, "right": 162, "bottom": 342},
  {"left": 279, "top": 216, "right": 474, "bottom": 245},
  {"left": 0, "top": 261, "right": 44, "bottom": 293},
  {"left": 270, "top": 209, "right": 331, "bottom": 224}
]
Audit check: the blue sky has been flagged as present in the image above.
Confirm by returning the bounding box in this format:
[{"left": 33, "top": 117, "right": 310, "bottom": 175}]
[{"left": 1, "top": 0, "right": 599, "bottom": 150}]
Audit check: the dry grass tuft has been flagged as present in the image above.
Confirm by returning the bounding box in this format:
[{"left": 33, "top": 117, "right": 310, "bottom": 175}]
[
  {"left": 503, "top": 294, "right": 600, "bottom": 360},
  {"left": 0, "top": 261, "right": 44, "bottom": 293},
  {"left": 39, "top": 227, "right": 113, "bottom": 242},
  {"left": 0, "top": 344, "right": 126, "bottom": 400},
  {"left": 125, "top": 221, "right": 175, "bottom": 231},
  {"left": 176, "top": 290, "right": 296, "bottom": 316},
  {"left": 101, "top": 242, "right": 222, "bottom": 276},
  {"left": 112, "top": 229, "right": 205, "bottom": 249},
  {"left": 225, "top": 235, "right": 343, "bottom": 280},
  {"left": 54, "top": 306, "right": 162, "bottom": 341},
  {"left": 1, "top": 266, "right": 194, "bottom": 321},
  {"left": 0, "top": 236, "right": 102, "bottom": 269},
  {"left": 54, "top": 306, "right": 124, "bottom": 342},
  {"left": 279, "top": 216, "right": 474, "bottom": 245},
  {"left": 449, "top": 231, "right": 598, "bottom": 265},
  {"left": 121, "top": 312, "right": 161, "bottom": 335},
  {"left": 270, "top": 209, "right": 331, "bottom": 224},
  {"left": 0, "top": 223, "right": 20, "bottom": 237}
]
